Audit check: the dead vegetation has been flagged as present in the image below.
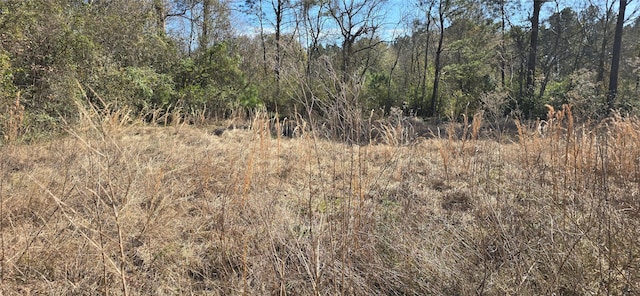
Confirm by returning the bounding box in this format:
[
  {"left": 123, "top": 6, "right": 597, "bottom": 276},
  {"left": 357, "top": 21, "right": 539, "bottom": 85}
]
[{"left": 0, "top": 105, "right": 639, "bottom": 295}]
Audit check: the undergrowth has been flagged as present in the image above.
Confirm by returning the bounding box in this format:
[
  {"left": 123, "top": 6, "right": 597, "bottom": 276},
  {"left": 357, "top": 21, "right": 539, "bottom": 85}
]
[{"left": 0, "top": 103, "right": 639, "bottom": 295}]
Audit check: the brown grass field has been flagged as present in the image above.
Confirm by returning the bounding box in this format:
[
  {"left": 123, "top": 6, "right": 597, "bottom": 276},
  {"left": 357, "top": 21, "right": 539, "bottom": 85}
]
[{"left": 1, "top": 106, "right": 639, "bottom": 295}]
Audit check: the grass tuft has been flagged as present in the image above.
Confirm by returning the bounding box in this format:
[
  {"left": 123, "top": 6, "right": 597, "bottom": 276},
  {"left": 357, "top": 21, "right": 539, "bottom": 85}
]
[{"left": 1, "top": 107, "right": 640, "bottom": 294}]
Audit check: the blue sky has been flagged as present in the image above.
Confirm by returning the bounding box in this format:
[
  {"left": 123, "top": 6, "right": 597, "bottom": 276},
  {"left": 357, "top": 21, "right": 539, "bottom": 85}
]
[
  {"left": 169, "top": 0, "right": 640, "bottom": 46},
  {"left": 230, "top": 0, "right": 639, "bottom": 37}
]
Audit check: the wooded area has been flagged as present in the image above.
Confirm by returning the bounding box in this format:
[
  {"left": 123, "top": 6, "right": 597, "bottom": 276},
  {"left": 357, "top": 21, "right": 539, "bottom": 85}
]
[{"left": 1, "top": 0, "right": 639, "bottom": 139}]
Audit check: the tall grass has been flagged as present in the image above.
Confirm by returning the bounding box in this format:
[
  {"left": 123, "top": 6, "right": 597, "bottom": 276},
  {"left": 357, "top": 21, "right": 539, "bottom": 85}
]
[
  {"left": 0, "top": 102, "right": 639, "bottom": 294},
  {"left": 1, "top": 92, "right": 25, "bottom": 143}
]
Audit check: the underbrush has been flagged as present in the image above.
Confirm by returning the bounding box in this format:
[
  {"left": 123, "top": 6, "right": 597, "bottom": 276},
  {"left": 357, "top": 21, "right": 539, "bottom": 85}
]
[{"left": 0, "top": 105, "right": 639, "bottom": 295}]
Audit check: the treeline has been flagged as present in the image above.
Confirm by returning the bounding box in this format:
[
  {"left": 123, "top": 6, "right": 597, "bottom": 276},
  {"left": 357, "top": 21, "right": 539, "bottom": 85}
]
[{"left": 0, "top": 0, "right": 638, "bottom": 139}]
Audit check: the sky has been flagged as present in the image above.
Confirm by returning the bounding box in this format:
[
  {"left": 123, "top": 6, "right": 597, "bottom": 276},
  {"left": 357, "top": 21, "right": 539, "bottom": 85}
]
[
  {"left": 227, "top": 0, "right": 421, "bottom": 41},
  {"left": 169, "top": 0, "right": 640, "bottom": 47}
]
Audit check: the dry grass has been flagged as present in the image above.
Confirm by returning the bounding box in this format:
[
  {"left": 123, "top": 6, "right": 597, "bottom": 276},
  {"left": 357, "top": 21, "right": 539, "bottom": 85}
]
[
  {"left": 0, "top": 105, "right": 639, "bottom": 295},
  {"left": 1, "top": 92, "right": 25, "bottom": 142}
]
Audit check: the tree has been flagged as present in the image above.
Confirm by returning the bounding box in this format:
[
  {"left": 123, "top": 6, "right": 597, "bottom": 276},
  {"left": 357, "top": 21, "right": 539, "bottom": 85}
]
[
  {"left": 576, "top": 4, "right": 606, "bottom": 75},
  {"left": 608, "top": 0, "right": 628, "bottom": 111},
  {"left": 497, "top": 0, "right": 508, "bottom": 87},
  {"left": 538, "top": 7, "right": 582, "bottom": 98},
  {"left": 0, "top": 0, "right": 180, "bottom": 130},
  {"left": 201, "top": 0, "right": 212, "bottom": 49},
  {"left": 154, "top": 0, "right": 167, "bottom": 33},
  {"left": 243, "top": 0, "right": 269, "bottom": 74},
  {"left": 443, "top": 13, "right": 497, "bottom": 115},
  {"left": 418, "top": 0, "right": 436, "bottom": 115},
  {"left": 429, "top": 0, "right": 450, "bottom": 116},
  {"left": 297, "top": 0, "right": 328, "bottom": 77},
  {"left": 273, "top": 0, "right": 289, "bottom": 96},
  {"left": 196, "top": 0, "right": 232, "bottom": 50},
  {"left": 482, "top": 0, "right": 520, "bottom": 88},
  {"left": 327, "top": 0, "right": 387, "bottom": 82},
  {"left": 525, "top": 0, "right": 545, "bottom": 101},
  {"left": 596, "top": 0, "right": 617, "bottom": 83}
]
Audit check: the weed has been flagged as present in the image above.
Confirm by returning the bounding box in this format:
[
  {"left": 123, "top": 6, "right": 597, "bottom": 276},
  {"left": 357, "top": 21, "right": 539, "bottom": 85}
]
[{"left": 1, "top": 107, "right": 640, "bottom": 294}]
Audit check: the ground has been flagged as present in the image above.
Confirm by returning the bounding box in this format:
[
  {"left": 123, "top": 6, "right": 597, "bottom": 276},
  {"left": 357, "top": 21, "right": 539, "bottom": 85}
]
[{"left": 0, "top": 110, "right": 639, "bottom": 295}]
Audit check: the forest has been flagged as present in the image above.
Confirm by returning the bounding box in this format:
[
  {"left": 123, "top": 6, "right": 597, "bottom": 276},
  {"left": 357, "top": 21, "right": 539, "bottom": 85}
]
[{"left": 1, "top": 0, "right": 639, "bottom": 140}]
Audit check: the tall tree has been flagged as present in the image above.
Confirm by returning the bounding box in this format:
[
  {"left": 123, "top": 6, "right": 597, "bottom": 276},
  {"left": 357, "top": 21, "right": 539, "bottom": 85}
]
[
  {"left": 538, "top": 7, "right": 582, "bottom": 98},
  {"left": 525, "top": 0, "right": 545, "bottom": 100},
  {"left": 153, "top": 0, "right": 167, "bottom": 33},
  {"left": 273, "top": 0, "right": 289, "bottom": 96},
  {"left": 498, "top": 0, "right": 507, "bottom": 87},
  {"left": 482, "top": 0, "right": 519, "bottom": 88},
  {"left": 243, "top": 0, "right": 269, "bottom": 74},
  {"left": 299, "top": 0, "right": 328, "bottom": 76},
  {"left": 576, "top": 4, "right": 605, "bottom": 74},
  {"left": 197, "top": 0, "right": 232, "bottom": 50},
  {"left": 596, "top": 0, "right": 617, "bottom": 83},
  {"left": 327, "top": 0, "right": 387, "bottom": 82},
  {"left": 200, "top": 0, "right": 212, "bottom": 49},
  {"left": 608, "top": 0, "right": 628, "bottom": 110},
  {"left": 429, "top": 0, "right": 449, "bottom": 116},
  {"left": 418, "top": 0, "right": 436, "bottom": 115}
]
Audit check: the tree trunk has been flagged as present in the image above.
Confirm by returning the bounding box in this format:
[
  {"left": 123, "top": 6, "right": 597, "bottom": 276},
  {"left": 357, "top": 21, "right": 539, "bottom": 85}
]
[
  {"left": 539, "top": 10, "right": 563, "bottom": 99},
  {"left": 597, "top": 1, "right": 615, "bottom": 83},
  {"left": 200, "top": 0, "right": 212, "bottom": 50},
  {"left": 258, "top": 0, "right": 268, "bottom": 75},
  {"left": 429, "top": 0, "right": 446, "bottom": 117},
  {"left": 499, "top": 0, "right": 506, "bottom": 87},
  {"left": 273, "top": 0, "right": 283, "bottom": 97},
  {"left": 526, "top": 0, "right": 544, "bottom": 99},
  {"left": 607, "top": 0, "right": 627, "bottom": 112},
  {"left": 342, "top": 40, "right": 351, "bottom": 83},
  {"left": 421, "top": 2, "right": 434, "bottom": 116},
  {"left": 387, "top": 41, "right": 401, "bottom": 114}
]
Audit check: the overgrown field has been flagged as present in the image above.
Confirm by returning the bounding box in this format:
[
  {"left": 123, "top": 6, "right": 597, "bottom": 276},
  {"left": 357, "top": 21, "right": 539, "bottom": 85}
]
[{"left": 1, "top": 108, "right": 639, "bottom": 295}]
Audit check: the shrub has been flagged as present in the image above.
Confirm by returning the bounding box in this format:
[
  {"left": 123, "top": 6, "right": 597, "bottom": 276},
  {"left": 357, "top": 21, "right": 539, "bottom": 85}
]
[{"left": 174, "top": 43, "right": 261, "bottom": 117}]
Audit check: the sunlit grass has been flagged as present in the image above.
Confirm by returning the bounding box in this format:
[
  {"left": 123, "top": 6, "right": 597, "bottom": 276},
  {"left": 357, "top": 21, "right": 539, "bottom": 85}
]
[{"left": 0, "top": 106, "right": 639, "bottom": 295}]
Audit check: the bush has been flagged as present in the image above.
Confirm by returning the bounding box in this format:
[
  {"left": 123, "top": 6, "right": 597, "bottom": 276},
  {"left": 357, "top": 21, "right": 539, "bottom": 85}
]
[
  {"left": 123, "top": 67, "right": 176, "bottom": 112},
  {"left": 174, "top": 43, "right": 261, "bottom": 117}
]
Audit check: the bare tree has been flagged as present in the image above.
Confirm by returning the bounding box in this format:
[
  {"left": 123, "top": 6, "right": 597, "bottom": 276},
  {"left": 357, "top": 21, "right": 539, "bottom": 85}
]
[
  {"left": 595, "top": 0, "right": 617, "bottom": 84},
  {"left": 299, "top": 0, "right": 328, "bottom": 77},
  {"left": 197, "top": 0, "right": 232, "bottom": 50},
  {"left": 483, "top": 0, "right": 518, "bottom": 87},
  {"left": 243, "top": 0, "right": 269, "bottom": 74},
  {"left": 327, "top": 0, "right": 387, "bottom": 82},
  {"left": 273, "top": 0, "right": 289, "bottom": 96}
]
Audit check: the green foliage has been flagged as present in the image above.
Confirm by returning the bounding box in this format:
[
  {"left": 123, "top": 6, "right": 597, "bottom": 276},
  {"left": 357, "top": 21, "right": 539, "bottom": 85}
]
[
  {"left": 544, "top": 79, "right": 570, "bottom": 102},
  {"left": 0, "top": 51, "right": 15, "bottom": 97},
  {"left": 82, "top": 65, "right": 177, "bottom": 117},
  {"left": 614, "top": 82, "right": 640, "bottom": 114},
  {"left": 240, "top": 84, "right": 262, "bottom": 109},
  {"left": 2, "top": 0, "right": 640, "bottom": 135},
  {"left": 124, "top": 67, "right": 176, "bottom": 111},
  {"left": 366, "top": 71, "right": 395, "bottom": 113},
  {"left": 0, "top": 50, "right": 17, "bottom": 140},
  {"left": 563, "top": 70, "right": 605, "bottom": 118},
  {"left": 440, "top": 19, "right": 497, "bottom": 117},
  {"left": 0, "top": 0, "right": 185, "bottom": 131},
  {"left": 175, "top": 43, "right": 261, "bottom": 115}
]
